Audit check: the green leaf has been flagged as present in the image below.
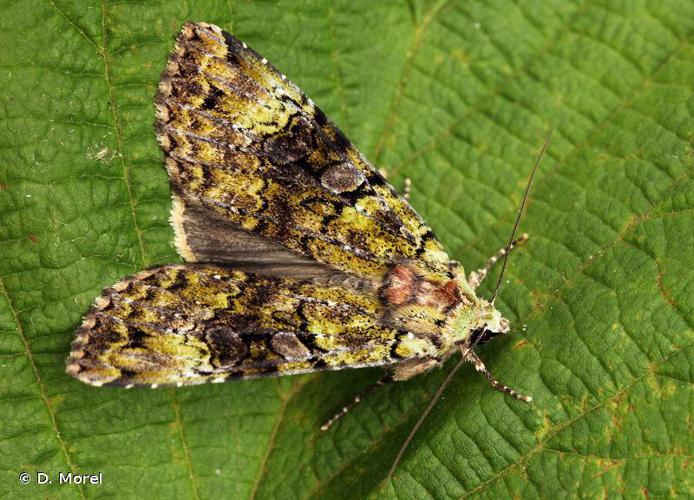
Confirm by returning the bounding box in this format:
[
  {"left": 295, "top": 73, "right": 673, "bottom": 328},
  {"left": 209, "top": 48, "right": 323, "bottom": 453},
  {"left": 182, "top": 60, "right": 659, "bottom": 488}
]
[{"left": 1, "top": 1, "right": 691, "bottom": 498}]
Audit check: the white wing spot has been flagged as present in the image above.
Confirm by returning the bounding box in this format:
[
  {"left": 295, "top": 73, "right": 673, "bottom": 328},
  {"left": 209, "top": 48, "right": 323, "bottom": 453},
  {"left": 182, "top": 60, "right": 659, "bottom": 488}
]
[
  {"left": 261, "top": 58, "right": 268, "bottom": 65},
  {"left": 151, "top": 383, "right": 159, "bottom": 389}
]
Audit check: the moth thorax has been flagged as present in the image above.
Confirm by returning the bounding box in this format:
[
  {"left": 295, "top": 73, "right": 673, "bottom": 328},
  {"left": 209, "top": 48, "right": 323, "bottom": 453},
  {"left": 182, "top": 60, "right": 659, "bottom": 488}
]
[{"left": 381, "top": 263, "right": 466, "bottom": 310}]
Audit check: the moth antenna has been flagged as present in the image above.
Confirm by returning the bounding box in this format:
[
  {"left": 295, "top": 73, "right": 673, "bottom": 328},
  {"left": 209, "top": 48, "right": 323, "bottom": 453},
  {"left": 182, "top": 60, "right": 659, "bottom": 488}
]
[
  {"left": 386, "top": 354, "right": 468, "bottom": 479},
  {"left": 388, "top": 132, "right": 552, "bottom": 478},
  {"left": 491, "top": 129, "right": 553, "bottom": 303}
]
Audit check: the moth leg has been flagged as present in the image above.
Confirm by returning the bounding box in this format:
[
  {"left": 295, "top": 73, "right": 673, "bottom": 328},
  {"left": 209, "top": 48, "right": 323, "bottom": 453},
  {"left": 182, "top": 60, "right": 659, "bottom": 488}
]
[
  {"left": 320, "top": 374, "right": 393, "bottom": 431},
  {"left": 467, "top": 233, "right": 529, "bottom": 289},
  {"left": 462, "top": 347, "right": 532, "bottom": 402},
  {"left": 391, "top": 357, "right": 438, "bottom": 381},
  {"left": 378, "top": 168, "right": 411, "bottom": 200},
  {"left": 320, "top": 358, "right": 437, "bottom": 431},
  {"left": 402, "top": 177, "right": 411, "bottom": 201}
]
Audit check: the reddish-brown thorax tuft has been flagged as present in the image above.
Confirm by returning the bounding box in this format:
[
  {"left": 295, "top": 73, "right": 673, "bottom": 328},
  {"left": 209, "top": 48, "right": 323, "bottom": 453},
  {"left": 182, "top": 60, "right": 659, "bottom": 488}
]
[{"left": 383, "top": 264, "right": 463, "bottom": 310}]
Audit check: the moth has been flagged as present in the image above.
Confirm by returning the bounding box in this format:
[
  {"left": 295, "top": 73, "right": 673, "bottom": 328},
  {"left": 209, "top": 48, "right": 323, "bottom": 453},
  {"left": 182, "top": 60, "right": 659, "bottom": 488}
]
[{"left": 67, "top": 22, "right": 536, "bottom": 431}]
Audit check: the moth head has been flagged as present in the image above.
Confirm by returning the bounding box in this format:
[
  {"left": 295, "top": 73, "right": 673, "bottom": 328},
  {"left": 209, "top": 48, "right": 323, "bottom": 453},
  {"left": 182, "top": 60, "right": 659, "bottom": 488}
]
[{"left": 471, "top": 299, "right": 510, "bottom": 345}]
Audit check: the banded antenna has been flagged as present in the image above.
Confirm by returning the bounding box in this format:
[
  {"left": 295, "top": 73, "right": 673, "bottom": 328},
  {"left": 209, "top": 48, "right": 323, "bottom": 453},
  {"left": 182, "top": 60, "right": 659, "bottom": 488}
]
[
  {"left": 387, "top": 129, "right": 553, "bottom": 480},
  {"left": 491, "top": 129, "right": 553, "bottom": 302}
]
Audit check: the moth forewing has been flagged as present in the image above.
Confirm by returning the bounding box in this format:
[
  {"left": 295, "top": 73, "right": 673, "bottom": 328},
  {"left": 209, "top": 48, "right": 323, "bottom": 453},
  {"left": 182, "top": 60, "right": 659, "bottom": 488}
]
[{"left": 68, "top": 265, "right": 411, "bottom": 387}]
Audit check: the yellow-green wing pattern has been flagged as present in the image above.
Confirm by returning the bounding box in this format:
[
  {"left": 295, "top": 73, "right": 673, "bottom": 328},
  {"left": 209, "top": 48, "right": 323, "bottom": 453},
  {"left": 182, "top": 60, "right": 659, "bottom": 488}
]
[
  {"left": 67, "top": 265, "right": 442, "bottom": 387},
  {"left": 156, "top": 22, "right": 451, "bottom": 282}
]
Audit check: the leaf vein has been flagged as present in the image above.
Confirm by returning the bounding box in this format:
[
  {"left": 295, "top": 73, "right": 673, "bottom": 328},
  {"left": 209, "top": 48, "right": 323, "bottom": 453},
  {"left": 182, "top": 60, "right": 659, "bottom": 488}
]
[
  {"left": 100, "top": 0, "right": 148, "bottom": 268},
  {"left": 458, "top": 340, "right": 692, "bottom": 498},
  {"left": 0, "top": 277, "right": 86, "bottom": 500},
  {"left": 373, "top": 0, "right": 452, "bottom": 162},
  {"left": 171, "top": 389, "right": 201, "bottom": 500},
  {"left": 45, "top": 0, "right": 98, "bottom": 50}
]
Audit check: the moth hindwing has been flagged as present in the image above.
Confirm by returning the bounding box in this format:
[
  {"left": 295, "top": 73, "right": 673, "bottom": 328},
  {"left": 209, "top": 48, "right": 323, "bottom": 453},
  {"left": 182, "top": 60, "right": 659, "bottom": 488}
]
[{"left": 67, "top": 22, "right": 516, "bottom": 393}]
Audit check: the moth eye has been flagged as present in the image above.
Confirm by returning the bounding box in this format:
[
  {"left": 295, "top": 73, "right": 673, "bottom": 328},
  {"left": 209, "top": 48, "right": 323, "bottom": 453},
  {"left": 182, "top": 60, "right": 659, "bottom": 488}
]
[
  {"left": 321, "top": 162, "right": 365, "bottom": 193},
  {"left": 468, "top": 328, "right": 497, "bottom": 346},
  {"left": 204, "top": 326, "right": 247, "bottom": 367}
]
